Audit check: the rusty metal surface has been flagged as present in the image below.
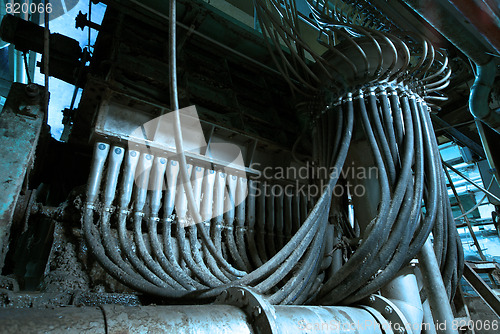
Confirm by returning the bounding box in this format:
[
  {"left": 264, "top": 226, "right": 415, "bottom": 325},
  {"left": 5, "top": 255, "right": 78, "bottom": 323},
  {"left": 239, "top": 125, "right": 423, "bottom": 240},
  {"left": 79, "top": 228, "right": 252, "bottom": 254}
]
[
  {"left": 0, "top": 306, "right": 106, "bottom": 334},
  {"left": 463, "top": 262, "right": 500, "bottom": 318},
  {"left": 0, "top": 83, "right": 45, "bottom": 272},
  {"left": 0, "top": 303, "right": 388, "bottom": 334},
  {"left": 102, "top": 305, "right": 252, "bottom": 334}
]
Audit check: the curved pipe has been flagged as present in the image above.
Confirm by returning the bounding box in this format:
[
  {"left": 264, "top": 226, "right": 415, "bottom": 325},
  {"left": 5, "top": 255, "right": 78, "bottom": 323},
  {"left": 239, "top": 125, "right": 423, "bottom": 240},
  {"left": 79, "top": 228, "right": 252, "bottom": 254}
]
[
  {"left": 381, "top": 267, "right": 424, "bottom": 334},
  {"left": 470, "top": 61, "right": 500, "bottom": 132}
]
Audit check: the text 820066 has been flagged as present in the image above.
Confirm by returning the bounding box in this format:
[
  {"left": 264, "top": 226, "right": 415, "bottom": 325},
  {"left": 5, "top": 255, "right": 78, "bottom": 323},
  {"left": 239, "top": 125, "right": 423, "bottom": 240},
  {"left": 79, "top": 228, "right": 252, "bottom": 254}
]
[{"left": 5, "top": 1, "right": 52, "bottom": 15}]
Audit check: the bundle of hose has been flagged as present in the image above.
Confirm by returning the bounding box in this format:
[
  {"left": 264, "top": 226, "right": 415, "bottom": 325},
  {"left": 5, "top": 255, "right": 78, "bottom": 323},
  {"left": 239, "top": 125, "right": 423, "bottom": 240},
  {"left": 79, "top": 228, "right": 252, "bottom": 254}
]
[
  {"left": 81, "top": 95, "right": 353, "bottom": 302},
  {"left": 313, "top": 86, "right": 460, "bottom": 305}
]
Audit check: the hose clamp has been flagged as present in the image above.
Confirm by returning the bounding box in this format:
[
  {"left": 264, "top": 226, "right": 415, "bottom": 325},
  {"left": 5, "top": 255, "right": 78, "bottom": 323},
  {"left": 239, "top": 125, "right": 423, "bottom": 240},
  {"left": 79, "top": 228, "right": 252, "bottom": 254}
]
[
  {"left": 344, "top": 92, "right": 353, "bottom": 102},
  {"left": 354, "top": 90, "right": 364, "bottom": 100}
]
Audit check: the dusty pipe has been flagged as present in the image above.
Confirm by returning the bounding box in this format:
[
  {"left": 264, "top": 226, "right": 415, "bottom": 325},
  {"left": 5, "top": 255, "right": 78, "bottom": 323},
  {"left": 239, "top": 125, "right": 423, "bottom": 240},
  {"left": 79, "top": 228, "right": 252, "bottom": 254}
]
[
  {"left": 174, "top": 164, "right": 220, "bottom": 286},
  {"left": 265, "top": 186, "right": 277, "bottom": 257},
  {"left": 224, "top": 174, "right": 246, "bottom": 269},
  {"left": 132, "top": 153, "right": 179, "bottom": 287},
  {"left": 422, "top": 299, "right": 438, "bottom": 334},
  {"left": 99, "top": 146, "right": 141, "bottom": 279},
  {"left": 470, "top": 61, "right": 500, "bottom": 133},
  {"left": 0, "top": 304, "right": 387, "bottom": 334},
  {"left": 188, "top": 165, "right": 219, "bottom": 281},
  {"left": 256, "top": 181, "right": 268, "bottom": 262},
  {"left": 87, "top": 142, "right": 110, "bottom": 204},
  {"left": 116, "top": 149, "right": 166, "bottom": 286},
  {"left": 199, "top": 169, "right": 233, "bottom": 281},
  {"left": 417, "top": 239, "right": 458, "bottom": 334},
  {"left": 246, "top": 179, "right": 263, "bottom": 268},
  {"left": 275, "top": 191, "right": 285, "bottom": 250},
  {"left": 212, "top": 171, "right": 226, "bottom": 255},
  {"left": 380, "top": 266, "right": 424, "bottom": 334},
  {"left": 147, "top": 157, "right": 195, "bottom": 290},
  {"left": 235, "top": 176, "right": 252, "bottom": 271}
]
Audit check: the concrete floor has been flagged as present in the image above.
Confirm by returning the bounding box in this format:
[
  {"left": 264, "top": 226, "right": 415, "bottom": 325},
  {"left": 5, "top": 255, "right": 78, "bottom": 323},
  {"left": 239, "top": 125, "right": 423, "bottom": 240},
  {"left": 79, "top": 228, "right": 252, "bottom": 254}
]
[{"left": 465, "top": 297, "right": 500, "bottom": 334}]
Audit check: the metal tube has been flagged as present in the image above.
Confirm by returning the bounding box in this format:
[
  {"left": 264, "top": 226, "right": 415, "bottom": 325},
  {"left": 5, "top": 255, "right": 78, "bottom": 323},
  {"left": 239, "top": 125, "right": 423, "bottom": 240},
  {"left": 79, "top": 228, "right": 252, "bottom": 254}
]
[
  {"left": 99, "top": 147, "right": 142, "bottom": 279},
  {"left": 265, "top": 187, "right": 277, "bottom": 257},
  {"left": 147, "top": 157, "right": 198, "bottom": 290},
  {"left": 87, "top": 142, "right": 110, "bottom": 204},
  {"left": 116, "top": 150, "right": 167, "bottom": 286},
  {"left": 235, "top": 176, "right": 252, "bottom": 271},
  {"left": 199, "top": 169, "right": 234, "bottom": 282},
  {"left": 212, "top": 171, "right": 226, "bottom": 255},
  {"left": 0, "top": 304, "right": 387, "bottom": 334},
  {"left": 275, "top": 191, "right": 285, "bottom": 250},
  {"left": 256, "top": 181, "right": 268, "bottom": 262},
  {"left": 470, "top": 62, "right": 500, "bottom": 133},
  {"left": 443, "top": 161, "right": 500, "bottom": 203},
  {"left": 422, "top": 299, "right": 438, "bottom": 334},
  {"left": 443, "top": 165, "right": 486, "bottom": 261},
  {"left": 189, "top": 165, "right": 221, "bottom": 281},
  {"left": 417, "top": 239, "right": 458, "bottom": 334},
  {"left": 380, "top": 267, "right": 423, "bottom": 334},
  {"left": 246, "top": 179, "right": 263, "bottom": 268},
  {"left": 132, "top": 153, "right": 179, "bottom": 287},
  {"left": 175, "top": 165, "right": 220, "bottom": 286},
  {"left": 224, "top": 174, "right": 246, "bottom": 269}
]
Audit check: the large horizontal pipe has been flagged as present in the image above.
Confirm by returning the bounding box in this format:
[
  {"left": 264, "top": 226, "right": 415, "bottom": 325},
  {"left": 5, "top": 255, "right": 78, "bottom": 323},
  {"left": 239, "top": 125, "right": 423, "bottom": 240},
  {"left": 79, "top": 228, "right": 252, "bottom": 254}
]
[{"left": 0, "top": 304, "right": 387, "bottom": 334}]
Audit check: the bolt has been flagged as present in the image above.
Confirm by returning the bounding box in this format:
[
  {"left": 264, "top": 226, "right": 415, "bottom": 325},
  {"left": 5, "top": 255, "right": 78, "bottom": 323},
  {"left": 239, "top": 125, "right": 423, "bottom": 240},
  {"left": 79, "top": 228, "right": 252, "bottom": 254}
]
[
  {"left": 384, "top": 306, "right": 393, "bottom": 314},
  {"left": 252, "top": 306, "right": 262, "bottom": 318},
  {"left": 25, "top": 84, "right": 39, "bottom": 97},
  {"left": 238, "top": 289, "right": 247, "bottom": 304},
  {"left": 219, "top": 290, "right": 228, "bottom": 301}
]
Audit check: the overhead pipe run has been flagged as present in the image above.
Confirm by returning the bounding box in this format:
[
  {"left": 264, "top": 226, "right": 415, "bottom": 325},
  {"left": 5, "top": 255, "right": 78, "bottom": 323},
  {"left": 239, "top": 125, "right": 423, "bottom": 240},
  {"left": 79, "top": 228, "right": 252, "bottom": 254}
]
[
  {"left": 400, "top": 1, "right": 500, "bottom": 133},
  {"left": 470, "top": 61, "right": 500, "bottom": 133}
]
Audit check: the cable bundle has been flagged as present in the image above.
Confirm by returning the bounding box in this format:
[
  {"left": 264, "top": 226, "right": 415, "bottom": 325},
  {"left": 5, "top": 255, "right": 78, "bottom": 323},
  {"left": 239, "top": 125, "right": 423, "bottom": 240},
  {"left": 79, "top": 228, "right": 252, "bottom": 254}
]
[
  {"left": 312, "top": 86, "right": 463, "bottom": 304},
  {"left": 82, "top": 98, "right": 354, "bottom": 304},
  {"left": 254, "top": 0, "right": 453, "bottom": 106},
  {"left": 252, "top": 0, "right": 462, "bottom": 303},
  {"left": 81, "top": 0, "right": 462, "bottom": 305}
]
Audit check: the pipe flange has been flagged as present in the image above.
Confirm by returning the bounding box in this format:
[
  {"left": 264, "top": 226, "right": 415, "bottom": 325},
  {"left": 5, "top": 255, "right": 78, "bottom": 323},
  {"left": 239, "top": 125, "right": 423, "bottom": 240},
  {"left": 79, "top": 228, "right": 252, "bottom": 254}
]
[
  {"left": 359, "top": 304, "right": 394, "bottom": 334},
  {"left": 215, "top": 287, "right": 279, "bottom": 334},
  {"left": 363, "top": 294, "right": 413, "bottom": 334}
]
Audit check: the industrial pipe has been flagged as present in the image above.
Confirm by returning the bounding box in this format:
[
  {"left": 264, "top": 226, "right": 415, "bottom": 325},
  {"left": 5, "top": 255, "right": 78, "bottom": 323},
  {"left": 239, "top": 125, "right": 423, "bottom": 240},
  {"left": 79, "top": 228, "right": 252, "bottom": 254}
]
[
  {"left": 0, "top": 303, "right": 389, "bottom": 334},
  {"left": 417, "top": 239, "right": 458, "bottom": 334},
  {"left": 470, "top": 61, "right": 500, "bottom": 133}
]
